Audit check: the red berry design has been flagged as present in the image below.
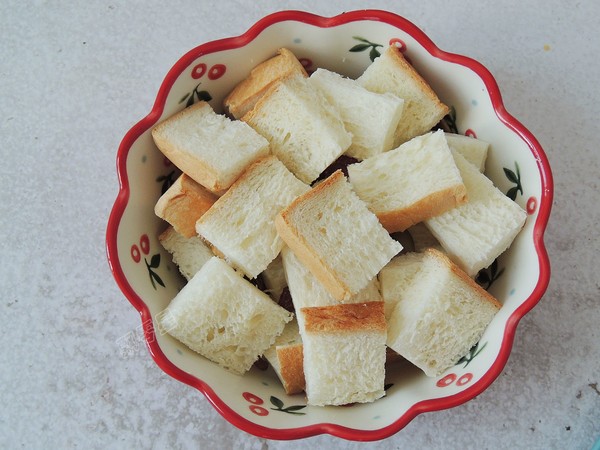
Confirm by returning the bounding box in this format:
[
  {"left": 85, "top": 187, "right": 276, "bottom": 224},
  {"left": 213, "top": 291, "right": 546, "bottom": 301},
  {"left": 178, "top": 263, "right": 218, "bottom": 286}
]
[
  {"left": 249, "top": 405, "right": 269, "bottom": 416},
  {"left": 527, "top": 196, "right": 537, "bottom": 214},
  {"left": 208, "top": 64, "right": 226, "bottom": 80},
  {"left": 389, "top": 37, "right": 407, "bottom": 52},
  {"left": 436, "top": 373, "right": 457, "bottom": 387},
  {"left": 242, "top": 392, "right": 264, "bottom": 405},
  {"left": 456, "top": 373, "right": 474, "bottom": 386},
  {"left": 465, "top": 129, "right": 477, "bottom": 138},
  {"left": 140, "top": 234, "right": 150, "bottom": 255},
  {"left": 191, "top": 63, "right": 207, "bottom": 79},
  {"left": 131, "top": 245, "right": 141, "bottom": 263}
]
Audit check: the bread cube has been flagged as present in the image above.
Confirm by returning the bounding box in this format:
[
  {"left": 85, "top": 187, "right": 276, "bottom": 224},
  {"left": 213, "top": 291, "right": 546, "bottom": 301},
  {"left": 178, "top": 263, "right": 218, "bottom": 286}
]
[
  {"left": 151, "top": 101, "right": 269, "bottom": 192},
  {"left": 276, "top": 170, "right": 401, "bottom": 301},
  {"left": 158, "top": 226, "right": 214, "bottom": 281},
  {"left": 348, "top": 130, "right": 467, "bottom": 233},
  {"left": 196, "top": 156, "right": 309, "bottom": 279},
  {"left": 158, "top": 257, "right": 293, "bottom": 375}
]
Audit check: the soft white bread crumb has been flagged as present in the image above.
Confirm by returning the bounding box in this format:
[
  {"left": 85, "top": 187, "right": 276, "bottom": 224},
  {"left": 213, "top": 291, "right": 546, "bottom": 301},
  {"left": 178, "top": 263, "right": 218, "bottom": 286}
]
[
  {"left": 386, "top": 249, "right": 501, "bottom": 377},
  {"left": 347, "top": 130, "right": 467, "bottom": 232},
  {"left": 378, "top": 252, "right": 425, "bottom": 320},
  {"left": 224, "top": 48, "right": 308, "bottom": 119},
  {"left": 357, "top": 46, "right": 450, "bottom": 146},
  {"left": 445, "top": 132, "right": 489, "bottom": 172},
  {"left": 196, "top": 156, "right": 309, "bottom": 279},
  {"left": 154, "top": 174, "right": 218, "bottom": 238},
  {"left": 308, "top": 68, "right": 404, "bottom": 160},
  {"left": 242, "top": 74, "right": 352, "bottom": 184},
  {"left": 261, "top": 254, "right": 287, "bottom": 301},
  {"left": 302, "top": 301, "right": 387, "bottom": 406},
  {"left": 425, "top": 150, "right": 527, "bottom": 277},
  {"left": 281, "top": 246, "right": 381, "bottom": 328},
  {"left": 158, "top": 226, "right": 214, "bottom": 281},
  {"left": 262, "top": 320, "right": 305, "bottom": 395},
  {"left": 151, "top": 101, "right": 269, "bottom": 192},
  {"left": 158, "top": 257, "right": 293, "bottom": 375},
  {"left": 275, "top": 170, "right": 402, "bottom": 301}
]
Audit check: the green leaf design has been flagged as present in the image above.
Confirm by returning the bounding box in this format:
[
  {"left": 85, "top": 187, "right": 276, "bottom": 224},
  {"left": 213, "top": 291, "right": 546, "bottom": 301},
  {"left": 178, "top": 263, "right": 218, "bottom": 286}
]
[
  {"left": 352, "top": 36, "right": 372, "bottom": 43},
  {"left": 185, "top": 93, "right": 195, "bottom": 107},
  {"left": 151, "top": 271, "right": 165, "bottom": 288},
  {"left": 503, "top": 168, "right": 519, "bottom": 184},
  {"left": 283, "top": 405, "right": 306, "bottom": 412},
  {"left": 150, "top": 253, "right": 161, "bottom": 269},
  {"left": 179, "top": 93, "right": 190, "bottom": 103},
  {"left": 369, "top": 47, "right": 381, "bottom": 61},
  {"left": 270, "top": 396, "right": 284, "bottom": 409},
  {"left": 506, "top": 186, "right": 519, "bottom": 201},
  {"left": 349, "top": 43, "right": 371, "bottom": 52},
  {"left": 196, "top": 90, "right": 212, "bottom": 102}
]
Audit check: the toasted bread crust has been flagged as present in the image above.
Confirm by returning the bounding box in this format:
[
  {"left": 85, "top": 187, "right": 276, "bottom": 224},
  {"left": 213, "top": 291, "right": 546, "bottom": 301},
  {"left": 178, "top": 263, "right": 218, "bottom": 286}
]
[
  {"left": 376, "top": 184, "right": 468, "bottom": 233},
  {"left": 154, "top": 174, "right": 219, "bottom": 238},
  {"left": 425, "top": 248, "right": 502, "bottom": 309},
  {"left": 302, "top": 301, "right": 386, "bottom": 334},
  {"left": 277, "top": 343, "right": 305, "bottom": 394},
  {"left": 275, "top": 170, "right": 353, "bottom": 301},
  {"left": 224, "top": 48, "right": 308, "bottom": 119}
]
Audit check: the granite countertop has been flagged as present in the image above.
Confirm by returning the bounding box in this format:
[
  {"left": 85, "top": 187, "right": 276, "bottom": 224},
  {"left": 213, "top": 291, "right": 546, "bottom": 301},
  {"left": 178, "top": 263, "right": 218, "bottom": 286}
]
[{"left": 1, "top": 1, "right": 599, "bottom": 449}]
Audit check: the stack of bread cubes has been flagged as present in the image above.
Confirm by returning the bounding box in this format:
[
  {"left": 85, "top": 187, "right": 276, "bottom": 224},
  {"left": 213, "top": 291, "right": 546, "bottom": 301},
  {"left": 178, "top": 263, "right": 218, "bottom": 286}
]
[{"left": 152, "top": 46, "right": 526, "bottom": 406}]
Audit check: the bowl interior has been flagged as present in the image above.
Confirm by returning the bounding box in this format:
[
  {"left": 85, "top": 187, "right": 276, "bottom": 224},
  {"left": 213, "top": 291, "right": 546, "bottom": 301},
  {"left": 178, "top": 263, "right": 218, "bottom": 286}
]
[{"left": 107, "top": 10, "right": 552, "bottom": 440}]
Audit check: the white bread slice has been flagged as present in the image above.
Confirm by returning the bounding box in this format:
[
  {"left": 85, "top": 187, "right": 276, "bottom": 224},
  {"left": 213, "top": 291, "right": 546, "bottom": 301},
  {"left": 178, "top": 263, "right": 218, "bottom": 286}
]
[
  {"left": 151, "top": 101, "right": 269, "bottom": 192},
  {"left": 275, "top": 170, "right": 402, "bottom": 301},
  {"left": 280, "top": 246, "right": 381, "bottom": 327},
  {"left": 425, "top": 150, "right": 527, "bottom": 277},
  {"left": 262, "top": 320, "right": 305, "bottom": 395},
  {"left": 158, "top": 226, "right": 214, "bottom": 281},
  {"left": 224, "top": 48, "right": 308, "bottom": 119},
  {"left": 301, "top": 301, "right": 387, "bottom": 406},
  {"left": 154, "top": 174, "right": 218, "bottom": 238},
  {"left": 357, "top": 46, "right": 450, "bottom": 146},
  {"left": 242, "top": 74, "right": 352, "bottom": 184},
  {"left": 378, "top": 251, "right": 425, "bottom": 320},
  {"left": 347, "top": 130, "right": 468, "bottom": 232},
  {"left": 386, "top": 248, "right": 501, "bottom": 377},
  {"left": 308, "top": 68, "right": 404, "bottom": 160},
  {"left": 261, "top": 254, "right": 287, "bottom": 301},
  {"left": 158, "top": 257, "right": 293, "bottom": 375},
  {"left": 196, "top": 156, "right": 309, "bottom": 279},
  {"left": 445, "top": 132, "right": 489, "bottom": 172}
]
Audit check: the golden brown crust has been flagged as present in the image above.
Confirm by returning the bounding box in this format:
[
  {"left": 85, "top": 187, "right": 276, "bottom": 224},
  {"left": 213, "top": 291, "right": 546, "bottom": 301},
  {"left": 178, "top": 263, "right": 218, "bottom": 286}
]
[
  {"left": 151, "top": 102, "right": 223, "bottom": 191},
  {"left": 275, "top": 170, "right": 352, "bottom": 301},
  {"left": 154, "top": 174, "right": 218, "bottom": 238},
  {"left": 425, "top": 248, "right": 503, "bottom": 309},
  {"left": 277, "top": 343, "right": 305, "bottom": 395},
  {"left": 302, "top": 301, "right": 386, "bottom": 334},
  {"left": 376, "top": 184, "right": 468, "bottom": 233},
  {"left": 224, "top": 48, "right": 308, "bottom": 119},
  {"left": 385, "top": 46, "right": 449, "bottom": 116}
]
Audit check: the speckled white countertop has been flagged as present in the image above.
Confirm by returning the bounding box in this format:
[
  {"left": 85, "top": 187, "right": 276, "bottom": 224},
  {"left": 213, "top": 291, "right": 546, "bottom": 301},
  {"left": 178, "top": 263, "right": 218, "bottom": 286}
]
[{"left": 1, "top": 1, "right": 599, "bottom": 449}]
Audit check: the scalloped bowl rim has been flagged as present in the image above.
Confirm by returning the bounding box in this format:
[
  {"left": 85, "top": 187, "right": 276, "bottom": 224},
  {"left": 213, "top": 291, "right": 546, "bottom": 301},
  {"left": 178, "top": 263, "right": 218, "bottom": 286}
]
[{"left": 106, "top": 9, "right": 553, "bottom": 441}]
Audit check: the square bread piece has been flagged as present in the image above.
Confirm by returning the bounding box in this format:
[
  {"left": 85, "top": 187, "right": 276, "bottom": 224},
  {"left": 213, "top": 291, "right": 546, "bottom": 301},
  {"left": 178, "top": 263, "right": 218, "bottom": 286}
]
[
  {"left": 224, "top": 47, "right": 308, "bottom": 119},
  {"left": 445, "top": 132, "right": 489, "bottom": 172},
  {"left": 425, "top": 150, "right": 527, "bottom": 277},
  {"left": 280, "top": 246, "right": 381, "bottom": 328},
  {"left": 357, "top": 45, "right": 450, "bottom": 146},
  {"left": 347, "top": 130, "right": 467, "bottom": 233},
  {"left": 308, "top": 67, "right": 404, "bottom": 160},
  {"left": 196, "top": 156, "right": 309, "bottom": 279},
  {"left": 275, "top": 170, "right": 402, "bottom": 301},
  {"left": 262, "top": 320, "right": 305, "bottom": 395},
  {"left": 378, "top": 251, "right": 425, "bottom": 320},
  {"left": 386, "top": 249, "right": 501, "bottom": 377},
  {"left": 301, "top": 301, "right": 387, "bottom": 406},
  {"left": 158, "top": 226, "right": 214, "bottom": 281},
  {"left": 242, "top": 74, "right": 352, "bottom": 184},
  {"left": 154, "top": 174, "right": 219, "bottom": 238},
  {"left": 151, "top": 101, "right": 269, "bottom": 192},
  {"left": 158, "top": 257, "right": 293, "bottom": 375}
]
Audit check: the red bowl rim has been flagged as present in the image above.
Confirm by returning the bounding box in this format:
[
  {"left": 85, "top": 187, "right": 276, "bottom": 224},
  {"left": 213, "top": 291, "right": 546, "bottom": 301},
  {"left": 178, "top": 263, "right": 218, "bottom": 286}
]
[{"left": 105, "top": 9, "right": 553, "bottom": 441}]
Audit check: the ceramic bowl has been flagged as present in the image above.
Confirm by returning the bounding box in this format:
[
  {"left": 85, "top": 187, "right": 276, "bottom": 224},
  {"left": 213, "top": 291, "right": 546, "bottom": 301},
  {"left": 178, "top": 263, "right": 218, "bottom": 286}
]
[{"left": 106, "top": 10, "right": 552, "bottom": 441}]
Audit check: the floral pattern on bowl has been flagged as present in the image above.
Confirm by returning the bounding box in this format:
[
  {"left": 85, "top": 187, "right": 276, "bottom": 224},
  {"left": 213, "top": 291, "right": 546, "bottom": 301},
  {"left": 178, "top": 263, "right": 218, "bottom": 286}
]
[{"left": 106, "top": 10, "right": 553, "bottom": 441}]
